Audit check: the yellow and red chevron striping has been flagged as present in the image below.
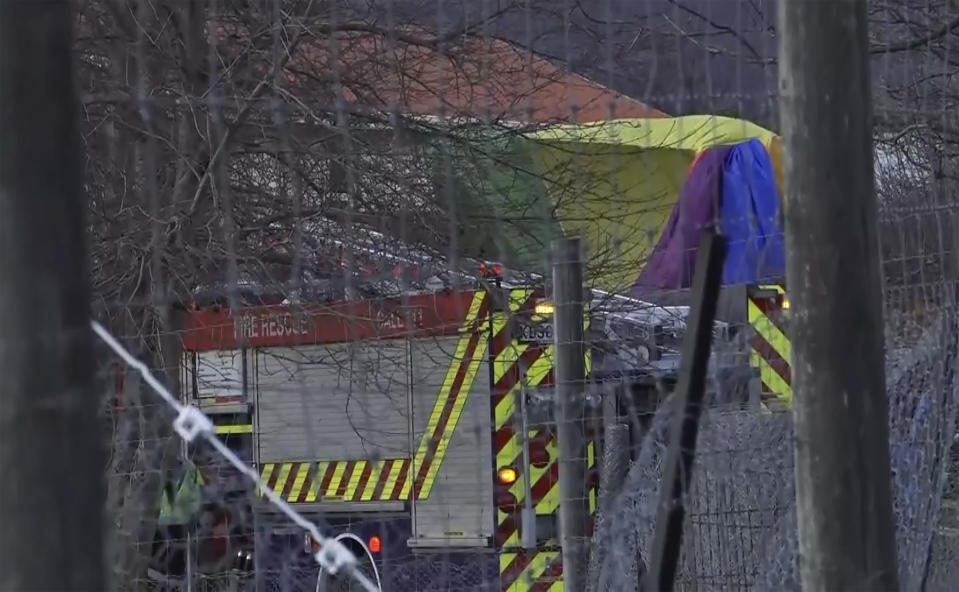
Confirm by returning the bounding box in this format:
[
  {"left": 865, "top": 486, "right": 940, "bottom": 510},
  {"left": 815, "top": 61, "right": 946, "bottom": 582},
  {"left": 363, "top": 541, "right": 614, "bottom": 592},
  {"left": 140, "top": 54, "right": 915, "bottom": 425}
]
[
  {"left": 491, "top": 289, "right": 599, "bottom": 591},
  {"left": 261, "top": 289, "right": 497, "bottom": 505},
  {"left": 260, "top": 458, "right": 411, "bottom": 502},
  {"left": 410, "top": 293, "right": 491, "bottom": 498},
  {"left": 500, "top": 549, "right": 564, "bottom": 591},
  {"left": 494, "top": 440, "right": 597, "bottom": 549},
  {"left": 748, "top": 284, "right": 792, "bottom": 407},
  {"left": 405, "top": 290, "right": 492, "bottom": 500},
  {"left": 753, "top": 331, "right": 790, "bottom": 387}
]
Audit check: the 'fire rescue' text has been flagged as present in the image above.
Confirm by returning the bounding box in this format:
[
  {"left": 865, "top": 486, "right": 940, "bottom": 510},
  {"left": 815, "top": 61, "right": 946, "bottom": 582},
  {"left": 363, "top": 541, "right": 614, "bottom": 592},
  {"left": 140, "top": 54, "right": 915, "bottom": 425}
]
[{"left": 234, "top": 312, "right": 311, "bottom": 340}]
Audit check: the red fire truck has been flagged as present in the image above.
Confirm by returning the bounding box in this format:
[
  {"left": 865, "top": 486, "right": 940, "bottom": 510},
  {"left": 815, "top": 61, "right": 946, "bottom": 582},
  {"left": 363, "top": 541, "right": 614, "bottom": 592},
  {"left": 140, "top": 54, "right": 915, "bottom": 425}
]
[{"left": 177, "top": 279, "right": 686, "bottom": 590}]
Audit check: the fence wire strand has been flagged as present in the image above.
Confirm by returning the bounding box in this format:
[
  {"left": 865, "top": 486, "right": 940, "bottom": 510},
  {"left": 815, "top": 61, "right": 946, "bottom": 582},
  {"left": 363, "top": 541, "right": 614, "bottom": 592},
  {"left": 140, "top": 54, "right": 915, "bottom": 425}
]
[{"left": 91, "top": 321, "right": 379, "bottom": 592}]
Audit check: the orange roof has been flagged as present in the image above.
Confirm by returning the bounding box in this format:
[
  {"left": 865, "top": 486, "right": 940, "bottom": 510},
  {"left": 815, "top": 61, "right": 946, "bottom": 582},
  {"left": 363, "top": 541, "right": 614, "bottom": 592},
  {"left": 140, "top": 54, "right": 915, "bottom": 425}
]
[
  {"left": 79, "top": 14, "right": 663, "bottom": 124},
  {"left": 275, "top": 28, "right": 666, "bottom": 123}
]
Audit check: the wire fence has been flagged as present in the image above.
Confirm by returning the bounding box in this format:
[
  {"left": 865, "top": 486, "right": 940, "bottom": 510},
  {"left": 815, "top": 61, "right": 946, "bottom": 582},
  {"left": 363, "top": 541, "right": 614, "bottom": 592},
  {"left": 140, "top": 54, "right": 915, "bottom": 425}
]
[{"left": 2, "top": 0, "right": 957, "bottom": 590}]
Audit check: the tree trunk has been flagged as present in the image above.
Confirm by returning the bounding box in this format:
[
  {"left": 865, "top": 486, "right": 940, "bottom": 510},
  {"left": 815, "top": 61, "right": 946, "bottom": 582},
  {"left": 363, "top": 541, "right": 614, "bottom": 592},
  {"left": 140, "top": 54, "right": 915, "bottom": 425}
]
[{"left": 0, "top": 0, "right": 105, "bottom": 589}]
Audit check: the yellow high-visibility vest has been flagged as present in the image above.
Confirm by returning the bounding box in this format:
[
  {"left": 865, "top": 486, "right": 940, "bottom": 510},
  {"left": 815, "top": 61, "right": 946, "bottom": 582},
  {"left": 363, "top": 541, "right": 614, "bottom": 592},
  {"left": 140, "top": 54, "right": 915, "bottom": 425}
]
[{"left": 158, "top": 462, "right": 205, "bottom": 526}]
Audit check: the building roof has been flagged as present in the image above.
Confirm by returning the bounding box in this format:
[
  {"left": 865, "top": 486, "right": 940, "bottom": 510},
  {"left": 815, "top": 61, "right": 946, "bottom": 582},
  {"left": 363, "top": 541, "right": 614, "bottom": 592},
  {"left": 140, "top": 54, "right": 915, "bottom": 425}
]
[
  {"left": 77, "top": 12, "right": 663, "bottom": 123},
  {"left": 276, "top": 27, "right": 665, "bottom": 124}
]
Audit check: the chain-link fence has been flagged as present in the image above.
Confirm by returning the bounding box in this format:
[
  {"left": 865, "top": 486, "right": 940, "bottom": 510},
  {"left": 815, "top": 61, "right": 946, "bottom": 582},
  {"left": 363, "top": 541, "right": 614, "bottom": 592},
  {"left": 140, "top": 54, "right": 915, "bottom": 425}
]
[{"left": 3, "top": 0, "right": 959, "bottom": 590}]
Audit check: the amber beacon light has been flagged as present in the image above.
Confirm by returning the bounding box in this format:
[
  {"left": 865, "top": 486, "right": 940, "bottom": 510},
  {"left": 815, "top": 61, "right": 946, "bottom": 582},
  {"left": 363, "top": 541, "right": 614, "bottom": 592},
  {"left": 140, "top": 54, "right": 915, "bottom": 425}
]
[{"left": 497, "top": 466, "right": 518, "bottom": 486}]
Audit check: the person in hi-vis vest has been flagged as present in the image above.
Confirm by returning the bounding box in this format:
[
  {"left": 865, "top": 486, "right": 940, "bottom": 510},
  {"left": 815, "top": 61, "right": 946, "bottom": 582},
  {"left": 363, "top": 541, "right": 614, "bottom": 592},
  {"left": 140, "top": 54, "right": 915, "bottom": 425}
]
[{"left": 152, "top": 454, "right": 207, "bottom": 576}]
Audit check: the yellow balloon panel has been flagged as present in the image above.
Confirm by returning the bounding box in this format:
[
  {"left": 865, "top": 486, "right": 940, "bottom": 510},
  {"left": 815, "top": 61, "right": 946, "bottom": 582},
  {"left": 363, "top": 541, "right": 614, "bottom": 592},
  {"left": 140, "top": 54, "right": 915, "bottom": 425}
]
[
  {"left": 529, "top": 143, "right": 693, "bottom": 292},
  {"left": 525, "top": 115, "right": 782, "bottom": 293}
]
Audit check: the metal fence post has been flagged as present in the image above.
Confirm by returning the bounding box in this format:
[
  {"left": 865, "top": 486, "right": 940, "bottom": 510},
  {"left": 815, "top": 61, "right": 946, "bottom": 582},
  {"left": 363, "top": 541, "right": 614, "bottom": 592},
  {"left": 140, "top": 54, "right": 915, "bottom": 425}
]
[
  {"left": 552, "top": 237, "right": 590, "bottom": 592},
  {"left": 643, "top": 230, "right": 726, "bottom": 592}
]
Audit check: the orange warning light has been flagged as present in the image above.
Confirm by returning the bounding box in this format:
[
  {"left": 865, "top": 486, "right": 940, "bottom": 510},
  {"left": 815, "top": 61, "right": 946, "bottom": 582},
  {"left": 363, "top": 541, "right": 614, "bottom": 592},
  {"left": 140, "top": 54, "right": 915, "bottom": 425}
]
[
  {"left": 497, "top": 467, "right": 518, "bottom": 486},
  {"left": 368, "top": 535, "right": 382, "bottom": 554}
]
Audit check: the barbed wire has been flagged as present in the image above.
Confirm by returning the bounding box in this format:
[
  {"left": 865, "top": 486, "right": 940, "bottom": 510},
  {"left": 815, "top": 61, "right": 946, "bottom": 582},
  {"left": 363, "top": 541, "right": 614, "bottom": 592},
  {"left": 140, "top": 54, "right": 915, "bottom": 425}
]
[{"left": 90, "top": 320, "right": 379, "bottom": 592}]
